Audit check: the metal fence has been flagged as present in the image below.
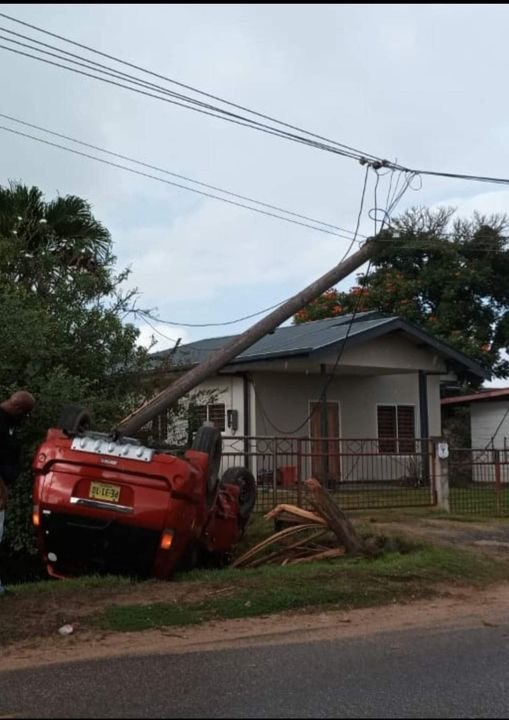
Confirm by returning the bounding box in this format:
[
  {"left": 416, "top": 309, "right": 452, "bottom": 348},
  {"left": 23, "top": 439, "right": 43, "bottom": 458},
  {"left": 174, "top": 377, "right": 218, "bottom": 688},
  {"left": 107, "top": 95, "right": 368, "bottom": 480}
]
[
  {"left": 220, "top": 436, "right": 436, "bottom": 513},
  {"left": 449, "top": 447, "right": 509, "bottom": 516}
]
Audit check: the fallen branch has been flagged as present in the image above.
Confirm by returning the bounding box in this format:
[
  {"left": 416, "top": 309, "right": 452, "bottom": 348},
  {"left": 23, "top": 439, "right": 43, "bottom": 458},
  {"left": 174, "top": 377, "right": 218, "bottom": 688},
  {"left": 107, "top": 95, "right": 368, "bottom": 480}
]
[
  {"left": 265, "top": 504, "right": 326, "bottom": 526},
  {"left": 232, "top": 523, "right": 323, "bottom": 568},
  {"left": 305, "top": 478, "right": 365, "bottom": 555},
  {"left": 233, "top": 480, "right": 368, "bottom": 569},
  {"left": 244, "top": 529, "right": 328, "bottom": 568}
]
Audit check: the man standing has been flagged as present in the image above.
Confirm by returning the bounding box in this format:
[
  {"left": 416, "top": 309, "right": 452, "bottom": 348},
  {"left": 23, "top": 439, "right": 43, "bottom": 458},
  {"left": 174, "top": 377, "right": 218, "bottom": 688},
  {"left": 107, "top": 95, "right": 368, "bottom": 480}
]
[{"left": 0, "top": 390, "right": 35, "bottom": 595}]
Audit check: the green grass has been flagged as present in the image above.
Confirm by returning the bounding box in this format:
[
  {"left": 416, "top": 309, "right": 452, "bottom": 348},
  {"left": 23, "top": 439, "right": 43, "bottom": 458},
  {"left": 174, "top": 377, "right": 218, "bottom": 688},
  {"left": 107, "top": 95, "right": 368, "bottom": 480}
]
[
  {"left": 449, "top": 487, "right": 509, "bottom": 517},
  {"left": 94, "top": 543, "right": 509, "bottom": 633},
  {"left": 9, "top": 573, "right": 137, "bottom": 595}
]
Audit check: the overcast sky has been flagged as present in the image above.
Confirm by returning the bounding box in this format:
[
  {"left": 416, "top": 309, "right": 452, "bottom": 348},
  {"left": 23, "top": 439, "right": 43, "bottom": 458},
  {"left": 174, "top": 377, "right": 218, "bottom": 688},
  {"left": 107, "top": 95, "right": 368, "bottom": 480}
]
[{"left": 1, "top": 4, "right": 508, "bottom": 385}]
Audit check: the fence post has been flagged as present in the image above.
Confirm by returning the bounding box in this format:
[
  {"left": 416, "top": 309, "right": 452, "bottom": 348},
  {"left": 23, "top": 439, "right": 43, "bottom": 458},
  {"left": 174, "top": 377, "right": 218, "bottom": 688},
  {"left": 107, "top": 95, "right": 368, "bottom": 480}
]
[
  {"left": 272, "top": 439, "right": 278, "bottom": 507},
  {"left": 296, "top": 437, "right": 303, "bottom": 508},
  {"left": 494, "top": 449, "right": 501, "bottom": 516},
  {"left": 433, "top": 438, "right": 450, "bottom": 512}
]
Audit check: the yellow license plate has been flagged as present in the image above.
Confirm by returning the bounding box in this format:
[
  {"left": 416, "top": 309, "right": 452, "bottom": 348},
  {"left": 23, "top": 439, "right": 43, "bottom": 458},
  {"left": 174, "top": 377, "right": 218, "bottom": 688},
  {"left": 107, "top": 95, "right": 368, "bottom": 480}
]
[{"left": 89, "top": 482, "right": 121, "bottom": 503}]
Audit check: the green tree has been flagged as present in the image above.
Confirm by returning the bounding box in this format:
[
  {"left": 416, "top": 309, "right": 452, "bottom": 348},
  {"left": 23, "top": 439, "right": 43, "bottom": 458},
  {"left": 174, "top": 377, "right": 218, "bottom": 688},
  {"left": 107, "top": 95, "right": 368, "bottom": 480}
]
[
  {"left": 295, "top": 207, "right": 509, "bottom": 382},
  {"left": 0, "top": 182, "right": 150, "bottom": 579}
]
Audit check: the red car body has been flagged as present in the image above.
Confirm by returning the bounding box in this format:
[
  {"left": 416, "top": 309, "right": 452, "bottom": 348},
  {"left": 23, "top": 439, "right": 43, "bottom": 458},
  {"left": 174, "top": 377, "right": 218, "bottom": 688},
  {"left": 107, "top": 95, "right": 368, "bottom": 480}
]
[{"left": 32, "top": 428, "right": 242, "bottom": 580}]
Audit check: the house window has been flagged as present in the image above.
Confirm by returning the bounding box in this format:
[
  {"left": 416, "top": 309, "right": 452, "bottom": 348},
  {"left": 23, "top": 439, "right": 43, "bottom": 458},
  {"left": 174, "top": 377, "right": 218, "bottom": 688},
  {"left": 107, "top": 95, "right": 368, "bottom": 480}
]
[
  {"left": 377, "top": 405, "right": 415, "bottom": 453},
  {"left": 208, "top": 404, "right": 226, "bottom": 431},
  {"left": 192, "top": 403, "right": 226, "bottom": 432}
]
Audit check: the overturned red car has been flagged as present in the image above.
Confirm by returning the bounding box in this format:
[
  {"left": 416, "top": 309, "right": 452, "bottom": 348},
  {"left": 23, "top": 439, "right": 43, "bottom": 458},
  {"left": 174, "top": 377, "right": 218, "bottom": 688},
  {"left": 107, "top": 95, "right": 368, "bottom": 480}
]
[{"left": 32, "top": 416, "right": 256, "bottom": 580}]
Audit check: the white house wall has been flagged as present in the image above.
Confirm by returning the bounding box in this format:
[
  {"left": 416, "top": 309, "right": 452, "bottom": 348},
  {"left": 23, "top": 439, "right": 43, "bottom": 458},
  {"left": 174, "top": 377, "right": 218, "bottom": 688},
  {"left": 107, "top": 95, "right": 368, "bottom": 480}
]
[
  {"left": 253, "top": 371, "right": 441, "bottom": 438},
  {"left": 470, "top": 401, "right": 509, "bottom": 483},
  {"left": 471, "top": 401, "right": 509, "bottom": 449},
  {"left": 339, "top": 333, "right": 448, "bottom": 373},
  {"left": 252, "top": 371, "right": 440, "bottom": 484}
]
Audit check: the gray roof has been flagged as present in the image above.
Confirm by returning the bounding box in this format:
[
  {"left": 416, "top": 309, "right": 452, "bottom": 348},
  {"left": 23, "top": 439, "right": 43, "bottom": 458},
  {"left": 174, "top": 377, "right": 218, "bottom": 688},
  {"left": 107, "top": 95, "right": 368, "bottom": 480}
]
[{"left": 150, "top": 311, "right": 487, "bottom": 379}]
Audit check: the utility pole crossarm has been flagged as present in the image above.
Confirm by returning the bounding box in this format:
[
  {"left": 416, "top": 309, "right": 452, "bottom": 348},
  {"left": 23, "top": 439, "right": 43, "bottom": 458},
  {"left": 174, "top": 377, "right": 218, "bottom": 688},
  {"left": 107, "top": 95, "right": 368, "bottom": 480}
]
[{"left": 114, "top": 237, "right": 377, "bottom": 438}]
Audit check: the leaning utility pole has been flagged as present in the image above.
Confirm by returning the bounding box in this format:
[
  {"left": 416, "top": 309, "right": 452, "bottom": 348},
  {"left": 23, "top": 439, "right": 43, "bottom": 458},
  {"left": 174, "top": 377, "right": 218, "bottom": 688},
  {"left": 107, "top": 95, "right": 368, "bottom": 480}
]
[{"left": 114, "top": 236, "right": 378, "bottom": 438}]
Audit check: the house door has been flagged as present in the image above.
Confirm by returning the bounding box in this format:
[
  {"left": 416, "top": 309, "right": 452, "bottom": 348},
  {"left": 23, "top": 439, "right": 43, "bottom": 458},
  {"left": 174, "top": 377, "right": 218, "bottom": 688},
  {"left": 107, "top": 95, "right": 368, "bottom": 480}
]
[{"left": 310, "top": 402, "right": 340, "bottom": 484}]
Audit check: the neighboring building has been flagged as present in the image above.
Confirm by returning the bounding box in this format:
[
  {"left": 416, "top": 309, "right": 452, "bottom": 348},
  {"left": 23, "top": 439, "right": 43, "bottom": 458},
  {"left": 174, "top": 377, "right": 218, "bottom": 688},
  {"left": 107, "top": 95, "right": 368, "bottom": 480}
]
[
  {"left": 441, "top": 388, "right": 509, "bottom": 449},
  {"left": 146, "top": 312, "right": 486, "bottom": 484}
]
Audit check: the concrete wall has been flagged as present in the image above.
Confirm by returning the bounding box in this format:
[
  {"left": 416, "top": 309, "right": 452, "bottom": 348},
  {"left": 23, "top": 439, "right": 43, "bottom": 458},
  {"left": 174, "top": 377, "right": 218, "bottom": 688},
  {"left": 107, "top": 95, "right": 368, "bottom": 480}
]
[{"left": 252, "top": 371, "right": 441, "bottom": 439}]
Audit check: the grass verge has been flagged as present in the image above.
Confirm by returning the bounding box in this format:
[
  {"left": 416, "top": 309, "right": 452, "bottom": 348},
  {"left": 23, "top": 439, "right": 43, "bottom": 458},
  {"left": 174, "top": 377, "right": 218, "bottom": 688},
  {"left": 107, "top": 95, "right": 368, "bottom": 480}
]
[{"left": 93, "top": 543, "right": 509, "bottom": 633}]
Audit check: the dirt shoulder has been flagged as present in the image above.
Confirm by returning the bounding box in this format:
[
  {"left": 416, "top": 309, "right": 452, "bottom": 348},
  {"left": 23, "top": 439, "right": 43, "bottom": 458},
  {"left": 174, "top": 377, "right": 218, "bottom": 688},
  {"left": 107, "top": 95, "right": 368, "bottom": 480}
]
[
  {"left": 365, "top": 515, "right": 509, "bottom": 553},
  {"left": 2, "top": 581, "right": 509, "bottom": 673}
]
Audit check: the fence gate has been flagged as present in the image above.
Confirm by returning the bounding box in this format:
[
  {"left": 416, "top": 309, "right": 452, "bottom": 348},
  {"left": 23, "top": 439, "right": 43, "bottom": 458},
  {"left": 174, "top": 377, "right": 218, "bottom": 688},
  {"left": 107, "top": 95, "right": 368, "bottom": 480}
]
[{"left": 449, "top": 447, "right": 509, "bottom": 516}]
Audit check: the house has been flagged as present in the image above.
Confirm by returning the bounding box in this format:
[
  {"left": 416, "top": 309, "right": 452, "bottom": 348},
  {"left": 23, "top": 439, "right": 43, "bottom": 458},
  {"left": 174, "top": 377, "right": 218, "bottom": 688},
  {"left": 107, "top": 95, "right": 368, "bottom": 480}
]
[
  {"left": 147, "top": 311, "right": 486, "bottom": 486},
  {"left": 441, "top": 388, "right": 509, "bottom": 485},
  {"left": 441, "top": 387, "right": 509, "bottom": 450}
]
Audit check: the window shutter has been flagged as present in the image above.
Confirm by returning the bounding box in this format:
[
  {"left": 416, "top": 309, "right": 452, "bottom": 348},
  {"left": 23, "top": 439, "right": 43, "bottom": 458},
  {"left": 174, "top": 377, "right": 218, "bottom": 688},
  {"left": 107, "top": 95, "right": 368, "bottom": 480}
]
[
  {"left": 397, "top": 406, "right": 415, "bottom": 453},
  {"left": 208, "top": 404, "right": 226, "bottom": 431},
  {"left": 378, "top": 406, "right": 397, "bottom": 453}
]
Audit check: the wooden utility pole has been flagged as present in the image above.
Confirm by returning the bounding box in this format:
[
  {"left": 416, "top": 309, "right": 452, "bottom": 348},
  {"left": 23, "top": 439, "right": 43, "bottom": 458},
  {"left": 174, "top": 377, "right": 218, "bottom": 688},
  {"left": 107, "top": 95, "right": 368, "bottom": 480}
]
[{"left": 114, "top": 237, "right": 377, "bottom": 439}]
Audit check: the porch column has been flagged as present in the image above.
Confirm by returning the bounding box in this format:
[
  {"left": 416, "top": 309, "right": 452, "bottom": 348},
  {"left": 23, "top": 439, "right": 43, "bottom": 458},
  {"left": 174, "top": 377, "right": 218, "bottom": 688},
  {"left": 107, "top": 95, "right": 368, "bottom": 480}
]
[
  {"left": 320, "top": 364, "right": 329, "bottom": 482},
  {"left": 419, "top": 370, "right": 430, "bottom": 484},
  {"left": 242, "top": 374, "right": 250, "bottom": 470}
]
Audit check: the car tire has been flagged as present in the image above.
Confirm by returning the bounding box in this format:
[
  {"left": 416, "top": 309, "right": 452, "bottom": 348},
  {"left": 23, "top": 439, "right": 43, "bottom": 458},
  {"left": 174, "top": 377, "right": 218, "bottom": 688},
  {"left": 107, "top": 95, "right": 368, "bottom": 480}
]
[
  {"left": 57, "top": 403, "right": 93, "bottom": 435},
  {"left": 221, "top": 466, "right": 257, "bottom": 529},
  {"left": 192, "top": 425, "right": 222, "bottom": 505}
]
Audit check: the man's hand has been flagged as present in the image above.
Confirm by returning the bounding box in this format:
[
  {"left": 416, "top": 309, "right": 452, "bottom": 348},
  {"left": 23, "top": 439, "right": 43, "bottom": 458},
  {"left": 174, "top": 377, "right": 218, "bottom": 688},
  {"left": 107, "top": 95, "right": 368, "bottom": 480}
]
[{"left": 0, "top": 478, "right": 8, "bottom": 511}]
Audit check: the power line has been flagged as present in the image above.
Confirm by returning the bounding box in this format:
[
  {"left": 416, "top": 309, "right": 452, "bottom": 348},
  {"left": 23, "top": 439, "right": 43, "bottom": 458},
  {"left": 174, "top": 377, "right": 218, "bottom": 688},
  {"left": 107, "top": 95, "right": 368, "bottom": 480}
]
[
  {"left": 414, "top": 168, "right": 509, "bottom": 187},
  {"left": 0, "top": 40, "right": 373, "bottom": 163},
  {"left": 0, "top": 12, "right": 386, "bottom": 163},
  {"left": 4, "top": 15, "right": 509, "bottom": 188},
  {"left": 0, "top": 112, "right": 363, "bottom": 240},
  {"left": 136, "top": 312, "right": 180, "bottom": 345},
  {"left": 140, "top": 301, "right": 286, "bottom": 329},
  {"left": 0, "top": 124, "right": 363, "bottom": 240}
]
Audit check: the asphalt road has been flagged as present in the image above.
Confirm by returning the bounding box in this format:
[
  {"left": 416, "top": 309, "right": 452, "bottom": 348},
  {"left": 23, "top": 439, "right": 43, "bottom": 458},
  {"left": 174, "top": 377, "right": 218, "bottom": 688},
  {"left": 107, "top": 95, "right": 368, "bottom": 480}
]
[{"left": 1, "top": 623, "right": 509, "bottom": 718}]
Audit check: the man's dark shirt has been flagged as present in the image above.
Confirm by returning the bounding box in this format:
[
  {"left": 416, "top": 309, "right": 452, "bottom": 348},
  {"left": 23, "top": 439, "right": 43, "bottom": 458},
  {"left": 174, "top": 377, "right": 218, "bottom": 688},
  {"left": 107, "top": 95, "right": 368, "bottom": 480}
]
[{"left": 0, "top": 408, "right": 21, "bottom": 486}]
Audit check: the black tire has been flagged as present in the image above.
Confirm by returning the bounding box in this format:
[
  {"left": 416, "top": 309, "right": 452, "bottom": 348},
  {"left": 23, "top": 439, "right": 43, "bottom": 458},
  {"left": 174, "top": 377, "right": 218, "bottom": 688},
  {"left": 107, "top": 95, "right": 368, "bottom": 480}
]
[
  {"left": 192, "top": 425, "right": 222, "bottom": 505},
  {"left": 221, "top": 466, "right": 257, "bottom": 528},
  {"left": 57, "top": 403, "right": 93, "bottom": 435}
]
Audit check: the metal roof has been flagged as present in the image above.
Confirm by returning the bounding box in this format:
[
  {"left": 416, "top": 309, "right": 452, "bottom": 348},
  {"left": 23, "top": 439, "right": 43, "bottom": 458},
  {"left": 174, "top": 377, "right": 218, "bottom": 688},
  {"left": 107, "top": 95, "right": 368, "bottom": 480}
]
[
  {"left": 441, "top": 388, "right": 509, "bottom": 405},
  {"left": 150, "top": 311, "right": 487, "bottom": 379}
]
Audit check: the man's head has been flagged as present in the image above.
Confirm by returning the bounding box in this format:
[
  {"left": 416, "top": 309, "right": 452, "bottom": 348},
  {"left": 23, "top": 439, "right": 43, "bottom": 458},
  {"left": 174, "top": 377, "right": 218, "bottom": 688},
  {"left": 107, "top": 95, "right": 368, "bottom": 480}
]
[{"left": 1, "top": 391, "right": 36, "bottom": 420}]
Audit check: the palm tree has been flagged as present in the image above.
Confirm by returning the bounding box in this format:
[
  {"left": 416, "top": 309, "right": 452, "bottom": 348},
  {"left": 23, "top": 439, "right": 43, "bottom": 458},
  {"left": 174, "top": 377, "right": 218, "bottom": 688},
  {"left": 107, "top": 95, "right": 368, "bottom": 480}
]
[{"left": 0, "top": 181, "right": 112, "bottom": 297}]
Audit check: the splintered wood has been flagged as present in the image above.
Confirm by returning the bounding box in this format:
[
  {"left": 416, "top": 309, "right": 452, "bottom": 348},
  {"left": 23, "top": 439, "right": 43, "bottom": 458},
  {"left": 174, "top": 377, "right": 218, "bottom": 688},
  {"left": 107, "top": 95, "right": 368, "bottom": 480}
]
[{"left": 232, "top": 479, "right": 365, "bottom": 568}]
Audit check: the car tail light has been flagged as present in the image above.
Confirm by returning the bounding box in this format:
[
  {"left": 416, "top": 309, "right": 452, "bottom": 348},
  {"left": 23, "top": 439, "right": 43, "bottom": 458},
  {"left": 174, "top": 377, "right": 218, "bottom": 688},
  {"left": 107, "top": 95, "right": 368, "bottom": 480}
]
[
  {"left": 32, "top": 505, "right": 41, "bottom": 527},
  {"left": 160, "top": 529, "right": 174, "bottom": 551}
]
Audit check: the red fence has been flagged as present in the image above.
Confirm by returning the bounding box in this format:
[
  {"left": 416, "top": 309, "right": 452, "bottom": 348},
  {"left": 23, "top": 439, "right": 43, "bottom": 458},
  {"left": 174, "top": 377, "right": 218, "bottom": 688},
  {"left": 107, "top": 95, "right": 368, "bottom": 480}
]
[
  {"left": 220, "top": 436, "right": 436, "bottom": 512},
  {"left": 449, "top": 447, "right": 509, "bottom": 516}
]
